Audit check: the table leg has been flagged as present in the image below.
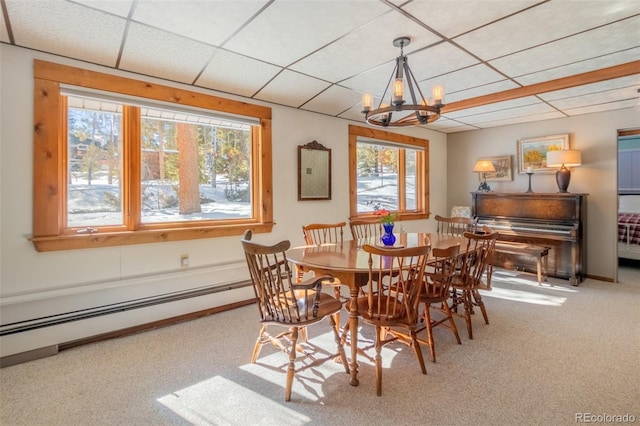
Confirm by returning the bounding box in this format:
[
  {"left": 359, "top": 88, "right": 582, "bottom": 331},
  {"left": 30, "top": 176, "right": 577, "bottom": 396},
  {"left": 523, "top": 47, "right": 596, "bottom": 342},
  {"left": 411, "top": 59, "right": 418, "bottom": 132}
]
[
  {"left": 348, "top": 287, "right": 359, "bottom": 386},
  {"left": 536, "top": 255, "right": 542, "bottom": 286}
]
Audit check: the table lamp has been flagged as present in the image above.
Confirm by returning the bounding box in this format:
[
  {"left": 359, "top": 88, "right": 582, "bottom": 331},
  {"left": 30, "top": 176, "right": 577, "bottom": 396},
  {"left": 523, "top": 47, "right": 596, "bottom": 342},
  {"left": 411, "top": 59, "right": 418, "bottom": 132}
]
[
  {"left": 546, "top": 150, "right": 581, "bottom": 193},
  {"left": 472, "top": 160, "right": 496, "bottom": 192}
]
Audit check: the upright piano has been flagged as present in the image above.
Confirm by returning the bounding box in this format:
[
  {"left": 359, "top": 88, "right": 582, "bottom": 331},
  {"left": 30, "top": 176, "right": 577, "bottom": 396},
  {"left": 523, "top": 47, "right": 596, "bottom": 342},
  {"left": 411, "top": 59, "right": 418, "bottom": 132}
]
[{"left": 471, "top": 192, "right": 588, "bottom": 285}]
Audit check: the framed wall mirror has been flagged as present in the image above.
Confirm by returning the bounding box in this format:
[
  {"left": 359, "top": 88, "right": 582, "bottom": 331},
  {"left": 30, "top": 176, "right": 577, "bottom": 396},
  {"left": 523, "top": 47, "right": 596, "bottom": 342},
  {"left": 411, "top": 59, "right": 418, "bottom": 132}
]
[{"left": 298, "top": 140, "right": 331, "bottom": 201}]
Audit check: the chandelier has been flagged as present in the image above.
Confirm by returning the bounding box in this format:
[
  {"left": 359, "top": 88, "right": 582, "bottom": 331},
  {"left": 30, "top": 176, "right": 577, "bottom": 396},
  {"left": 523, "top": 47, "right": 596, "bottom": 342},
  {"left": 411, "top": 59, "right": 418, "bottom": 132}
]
[{"left": 361, "top": 37, "right": 444, "bottom": 127}]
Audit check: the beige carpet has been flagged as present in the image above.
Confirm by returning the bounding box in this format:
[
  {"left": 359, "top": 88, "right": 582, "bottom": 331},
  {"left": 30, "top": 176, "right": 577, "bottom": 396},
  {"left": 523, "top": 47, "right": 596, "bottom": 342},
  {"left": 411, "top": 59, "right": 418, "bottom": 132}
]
[
  {"left": 618, "top": 258, "right": 640, "bottom": 285},
  {"left": 1, "top": 271, "right": 639, "bottom": 426}
]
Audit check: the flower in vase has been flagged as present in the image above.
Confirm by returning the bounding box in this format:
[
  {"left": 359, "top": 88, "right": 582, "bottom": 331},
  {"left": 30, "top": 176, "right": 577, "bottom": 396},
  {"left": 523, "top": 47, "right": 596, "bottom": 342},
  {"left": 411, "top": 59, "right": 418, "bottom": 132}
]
[{"left": 373, "top": 204, "right": 397, "bottom": 225}]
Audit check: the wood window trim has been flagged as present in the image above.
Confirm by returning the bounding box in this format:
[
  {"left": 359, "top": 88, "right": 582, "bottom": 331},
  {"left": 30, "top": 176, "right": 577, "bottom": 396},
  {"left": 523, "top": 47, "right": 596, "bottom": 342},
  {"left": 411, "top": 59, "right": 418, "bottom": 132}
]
[
  {"left": 31, "top": 60, "right": 273, "bottom": 252},
  {"left": 348, "top": 124, "right": 430, "bottom": 221}
]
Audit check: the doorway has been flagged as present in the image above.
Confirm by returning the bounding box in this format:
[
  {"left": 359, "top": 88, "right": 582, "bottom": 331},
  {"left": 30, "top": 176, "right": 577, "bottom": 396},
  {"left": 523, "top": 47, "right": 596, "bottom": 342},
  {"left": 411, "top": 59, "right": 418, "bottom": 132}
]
[{"left": 617, "top": 128, "right": 640, "bottom": 284}]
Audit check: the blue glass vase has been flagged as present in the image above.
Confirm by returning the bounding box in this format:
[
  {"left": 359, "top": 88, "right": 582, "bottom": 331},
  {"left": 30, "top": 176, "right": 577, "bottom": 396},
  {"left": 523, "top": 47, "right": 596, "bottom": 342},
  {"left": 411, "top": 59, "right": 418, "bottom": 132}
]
[{"left": 380, "top": 223, "right": 396, "bottom": 246}]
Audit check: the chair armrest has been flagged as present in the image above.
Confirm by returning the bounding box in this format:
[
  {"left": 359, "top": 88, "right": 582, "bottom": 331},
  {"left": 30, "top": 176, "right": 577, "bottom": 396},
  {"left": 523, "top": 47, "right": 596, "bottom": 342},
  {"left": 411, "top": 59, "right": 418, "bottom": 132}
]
[{"left": 294, "top": 275, "right": 336, "bottom": 317}]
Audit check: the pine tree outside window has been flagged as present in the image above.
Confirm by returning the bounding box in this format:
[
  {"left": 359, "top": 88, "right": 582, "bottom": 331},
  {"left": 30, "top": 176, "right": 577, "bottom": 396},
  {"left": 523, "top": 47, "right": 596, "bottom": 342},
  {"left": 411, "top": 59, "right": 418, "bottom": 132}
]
[
  {"left": 32, "top": 60, "right": 273, "bottom": 252},
  {"left": 348, "top": 125, "right": 430, "bottom": 222}
]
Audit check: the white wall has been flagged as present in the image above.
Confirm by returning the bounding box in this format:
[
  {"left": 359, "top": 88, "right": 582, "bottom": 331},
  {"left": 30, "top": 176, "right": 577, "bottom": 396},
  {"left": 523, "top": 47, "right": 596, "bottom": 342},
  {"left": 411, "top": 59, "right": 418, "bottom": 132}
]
[
  {"left": 447, "top": 109, "right": 640, "bottom": 281},
  {"left": 0, "top": 45, "right": 447, "bottom": 358}
]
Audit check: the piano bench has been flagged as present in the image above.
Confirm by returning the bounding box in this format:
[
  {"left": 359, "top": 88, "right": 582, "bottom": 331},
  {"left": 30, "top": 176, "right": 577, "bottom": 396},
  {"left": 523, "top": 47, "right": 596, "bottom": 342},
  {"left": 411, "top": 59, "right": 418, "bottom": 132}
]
[{"left": 491, "top": 242, "right": 550, "bottom": 286}]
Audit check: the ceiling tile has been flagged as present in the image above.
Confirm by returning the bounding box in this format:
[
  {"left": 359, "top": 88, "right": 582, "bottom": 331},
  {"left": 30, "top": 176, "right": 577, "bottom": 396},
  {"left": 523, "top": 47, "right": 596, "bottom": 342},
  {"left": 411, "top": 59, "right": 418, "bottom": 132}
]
[
  {"left": 438, "top": 125, "right": 480, "bottom": 133},
  {"left": 197, "top": 50, "right": 281, "bottom": 98},
  {"left": 443, "top": 96, "right": 542, "bottom": 119},
  {"left": 439, "top": 125, "right": 480, "bottom": 133},
  {"left": 224, "top": 1, "right": 391, "bottom": 67},
  {"left": 300, "top": 85, "right": 362, "bottom": 117},
  {"left": 6, "top": 0, "right": 125, "bottom": 66},
  {"left": 562, "top": 98, "right": 638, "bottom": 116},
  {"left": 419, "top": 64, "right": 509, "bottom": 96},
  {"left": 290, "top": 11, "right": 442, "bottom": 82},
  {"left": 132, "top": 0, "right": 268, "bottom": 46},
  {"left": 253, "top": 70, "right": 331, "bottom": 108},
  {"left": 562, "top": 97, "right": 638, "bottom": 115},
  {"left": 548, "top": 85, "right": 638, "bottom": 110},
  {"left": 407, "top": 42, "right": 479, "bottom": 82},
  {"left": 339, "top": 61, "right": 397, "bottom": 96},
  {"left": 402, "top": 0, "right": 540, "bottom": 39},
  {"left": 71, "top": 0, "right": 134, "bottom": 17},
  {"left": 540, "top": 76, "right": 639, "bottom": 102},
  {"left": 472, "top": 111, "right": 566, "bottom": 128},
  {"left": 489, "top": 16, "right": 640, "bottom": 77},
  {"left": 120, "top": 22, "right": 216, "bottom": 84},
  {"left": 455, "top": 1, "right": 640, "bottom": 60},
  {"left": 515, "top": 48, "right": 640, "bottom": 86},
  {"left": 444, "top": 80, "right": 520, "bottom": 104},
  {"left": 452, "top": 102, "right": 556, "bottom": 124},
  {"left": 425, "top": 117, "right": 478, "bottom": 132}
]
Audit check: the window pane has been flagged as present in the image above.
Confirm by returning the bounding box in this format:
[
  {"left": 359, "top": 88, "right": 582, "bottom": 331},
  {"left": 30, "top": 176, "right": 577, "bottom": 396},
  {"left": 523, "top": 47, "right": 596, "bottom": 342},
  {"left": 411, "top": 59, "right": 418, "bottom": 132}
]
[
  {"left": 405, "top": 149, "right": 417, "bottom": 211},
  {"left": 67, "top": 96, "right": 123, "bottom": 227},
  {"left": 140, "top": 110, "right": 252, "bottom": 223},
  {"left": 356, "top": 143, "right": 398, "bottom": 213}
]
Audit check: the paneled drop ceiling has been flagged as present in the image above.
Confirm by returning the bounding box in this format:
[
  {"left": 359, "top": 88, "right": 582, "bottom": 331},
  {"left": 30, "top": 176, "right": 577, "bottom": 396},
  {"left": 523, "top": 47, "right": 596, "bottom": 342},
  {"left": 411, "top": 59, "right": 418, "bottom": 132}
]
[{"left": 2, "top": 0, "right": 639, "bottom": 133}]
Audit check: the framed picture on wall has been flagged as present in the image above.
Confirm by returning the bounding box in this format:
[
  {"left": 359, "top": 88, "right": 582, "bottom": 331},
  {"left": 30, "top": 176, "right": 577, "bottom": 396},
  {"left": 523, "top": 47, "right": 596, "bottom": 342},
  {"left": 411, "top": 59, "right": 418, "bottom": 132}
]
[
  {"left": 478, "top": 155, "right": 512, "bottom": 182},
  {"left": 517, "top": 134, "right": 569, "bottom": 174}
]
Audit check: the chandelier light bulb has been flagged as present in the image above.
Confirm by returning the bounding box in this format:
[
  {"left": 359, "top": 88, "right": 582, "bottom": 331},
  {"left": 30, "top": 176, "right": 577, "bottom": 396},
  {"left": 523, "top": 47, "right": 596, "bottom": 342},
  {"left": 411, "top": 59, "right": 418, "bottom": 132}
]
[
  {"left": 362, "top": 93, "right": 372, "bottom": 112},
  {"left": 393, "top": 78, "right": 404, "bottom": 104},
  {"left": 432, "top": 85, "right": 444, "bottom": 105}
]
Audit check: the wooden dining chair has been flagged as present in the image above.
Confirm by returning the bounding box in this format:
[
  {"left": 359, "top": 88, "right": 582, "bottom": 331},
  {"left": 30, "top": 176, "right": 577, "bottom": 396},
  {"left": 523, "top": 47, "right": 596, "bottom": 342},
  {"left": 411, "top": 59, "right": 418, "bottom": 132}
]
[
  {"left": 241, "top": 230, "right": 349, "bottom": 401},
  {"left": 349, "top": 217, "right": 382, "bottom": 240},
  {"left": 416, "top": 244, "right": 462, "bottom": 362},
  {"left": 302, "top": 222, "right": 346, "bottom": 246},
  {"left": 435, "top": 214, "right": 478, "bottom": 237},
  {"left": 358, "top": 242, "right": 431, "bottom": 396},
  {"left": 301, "top": 221, "right": 347, "bottom": 296},
  {"left": 450, "top": 227, "right": 498, "bottom": 339}
]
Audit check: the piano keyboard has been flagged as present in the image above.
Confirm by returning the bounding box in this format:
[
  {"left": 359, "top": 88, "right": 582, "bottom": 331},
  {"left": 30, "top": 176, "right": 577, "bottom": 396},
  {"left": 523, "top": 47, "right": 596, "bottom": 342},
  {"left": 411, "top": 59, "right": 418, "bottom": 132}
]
[{"left": 478, "top": 220, "right": 575, "bottom": 236}]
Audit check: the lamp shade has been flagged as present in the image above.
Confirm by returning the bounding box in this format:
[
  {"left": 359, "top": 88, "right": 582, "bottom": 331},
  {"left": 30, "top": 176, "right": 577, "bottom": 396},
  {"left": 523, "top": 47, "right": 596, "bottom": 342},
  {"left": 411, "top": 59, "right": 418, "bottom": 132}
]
[
  {"left": 472, "top": 160, "right": 496, "bottom": 173},
  {"left": 546, "top": 150, "right": 582, "bottom": 168}
]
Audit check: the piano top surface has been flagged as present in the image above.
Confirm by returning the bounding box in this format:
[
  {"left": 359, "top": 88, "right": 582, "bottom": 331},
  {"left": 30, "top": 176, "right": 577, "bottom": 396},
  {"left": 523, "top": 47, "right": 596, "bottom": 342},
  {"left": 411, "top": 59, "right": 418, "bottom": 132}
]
[{"left": 472, "top": 192, "right": 587, "bottom": 223}]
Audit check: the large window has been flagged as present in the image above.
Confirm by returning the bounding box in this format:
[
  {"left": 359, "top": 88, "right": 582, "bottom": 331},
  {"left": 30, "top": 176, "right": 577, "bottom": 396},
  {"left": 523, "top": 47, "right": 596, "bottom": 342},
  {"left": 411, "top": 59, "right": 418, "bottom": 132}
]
[
  {"left": 348, "top": 125, "right": 430, "bottom": 221},
  {"left": 32, "top": 60, "right": 273, "bottom": 251}
]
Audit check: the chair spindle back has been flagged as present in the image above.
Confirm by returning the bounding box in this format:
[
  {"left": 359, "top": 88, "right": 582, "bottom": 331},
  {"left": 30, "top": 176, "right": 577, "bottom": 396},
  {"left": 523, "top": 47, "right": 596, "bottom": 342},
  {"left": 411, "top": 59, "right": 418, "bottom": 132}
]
[
  {"left": 349, "top": 218, "right": 382, "bottom": 240},
  {"left": 362, "top": 243, "right": 431, "bottom": 325},
  {"left": 435, "top": 214, "right": 478, "bottom": 237},
  {"left": 303, "top": 222, "right": 346, "bottom": 245}
]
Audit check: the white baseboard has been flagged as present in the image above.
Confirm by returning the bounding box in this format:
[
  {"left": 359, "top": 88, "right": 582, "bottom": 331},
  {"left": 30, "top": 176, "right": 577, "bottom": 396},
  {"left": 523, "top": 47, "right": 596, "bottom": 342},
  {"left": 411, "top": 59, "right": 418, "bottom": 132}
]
[{"left": 0, "top": 262, "right": 253, "bottom": 359}]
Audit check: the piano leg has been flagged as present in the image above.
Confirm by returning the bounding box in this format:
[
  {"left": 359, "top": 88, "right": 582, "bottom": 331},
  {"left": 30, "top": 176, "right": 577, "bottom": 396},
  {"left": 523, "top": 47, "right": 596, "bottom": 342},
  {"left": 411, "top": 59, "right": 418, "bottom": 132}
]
[{"left": 570, "top": 241, "right": 578, "bottom": 286}]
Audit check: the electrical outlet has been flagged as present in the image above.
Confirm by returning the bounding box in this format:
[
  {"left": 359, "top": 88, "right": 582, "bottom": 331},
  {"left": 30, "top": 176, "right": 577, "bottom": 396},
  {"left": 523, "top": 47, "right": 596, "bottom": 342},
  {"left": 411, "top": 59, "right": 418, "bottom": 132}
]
[{"left": 180, "top": 254, "right": 189, "bottom": 267}]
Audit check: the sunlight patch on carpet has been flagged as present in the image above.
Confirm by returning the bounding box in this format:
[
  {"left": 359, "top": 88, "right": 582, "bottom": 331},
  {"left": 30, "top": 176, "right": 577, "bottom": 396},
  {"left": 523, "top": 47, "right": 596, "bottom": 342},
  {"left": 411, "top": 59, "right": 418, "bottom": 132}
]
[
  {"left": 238, "top": 329, "right": 401, "bottom": 399},
  {"left": 157, "top": 376, "right": 310, "bottom": 425},
  {"left": 483, "top": 286, "right": 567, "bottom": 306}
]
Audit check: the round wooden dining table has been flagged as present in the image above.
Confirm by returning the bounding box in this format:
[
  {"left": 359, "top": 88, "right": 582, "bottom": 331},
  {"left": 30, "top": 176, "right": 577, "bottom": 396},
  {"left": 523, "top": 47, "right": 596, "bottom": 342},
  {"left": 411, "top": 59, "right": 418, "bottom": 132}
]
[{"left": 286, "top": 232, "right": 467, "bottom": 387}]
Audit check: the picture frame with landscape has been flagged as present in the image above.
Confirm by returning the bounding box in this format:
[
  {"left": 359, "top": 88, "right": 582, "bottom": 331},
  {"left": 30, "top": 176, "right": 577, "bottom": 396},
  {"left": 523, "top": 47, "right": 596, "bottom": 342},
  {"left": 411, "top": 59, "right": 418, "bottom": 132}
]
[
  {"left": 478, "top": 155, "right": 512, "bottom": 182},
  {"left": 517, "top": 134, "right": 569, "bottom": 174}
]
